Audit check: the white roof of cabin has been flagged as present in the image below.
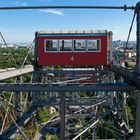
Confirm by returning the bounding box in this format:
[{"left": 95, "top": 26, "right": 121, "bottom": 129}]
[{"left": 37, "top": 30, "right": 108, "bottom": 34}]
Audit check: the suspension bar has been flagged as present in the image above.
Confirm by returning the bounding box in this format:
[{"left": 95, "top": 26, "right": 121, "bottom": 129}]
[{"left": 0, "top": 5, "right": 135, "bottom": 11}]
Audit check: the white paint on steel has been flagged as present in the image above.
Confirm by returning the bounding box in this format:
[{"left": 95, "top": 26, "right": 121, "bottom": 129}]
[{"left": 0, "top": 65, "right": 33, "bottom": 81}]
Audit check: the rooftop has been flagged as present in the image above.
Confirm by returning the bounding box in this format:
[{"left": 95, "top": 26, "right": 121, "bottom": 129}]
[{"left": 36, "top": 30, "right": 111, "bottom": 36}]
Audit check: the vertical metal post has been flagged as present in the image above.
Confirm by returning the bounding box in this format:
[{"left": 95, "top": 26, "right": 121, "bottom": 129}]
[
  {"left": 34, "top": 32, "right": 38, "bottom": 69},
  {"left": 31, "top": 71, "right": 42, "bottom": 104},
  {"left": 109, "top": 31, "right": 113, "bottom": 63},
  {"left": 60, "top": 92, "right": 65, "bottom": 140},
  {"left": 135, "top": 2, "right": 140, "bottom": 138},
  {"left": 135, "top": 2, "right": 140, "bottom": 74},
  {"left": 135, "top": 93, "right": 140, "bottom": 137},
  {"left": 20, "top": 76, "right": 23, "bottom": 116},
  {"left": 13, "top": 76, "right": 21, "bottom": 118},
  {"left": 13, "top": 91, "right": 17, "bottom": 115}
]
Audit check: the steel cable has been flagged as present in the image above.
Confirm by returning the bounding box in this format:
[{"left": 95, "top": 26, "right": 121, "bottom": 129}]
[
  {"left": 21, "top": 39, "right": 35, "bottom": 68},
  {"left": 0, "top": 32, "right": 17, "bottom": 68},
  {"left": 125, "top": 12, "right": 136, "bottom": 49}
]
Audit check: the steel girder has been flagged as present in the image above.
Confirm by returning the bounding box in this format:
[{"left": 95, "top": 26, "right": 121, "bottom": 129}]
[
  {"left": 37, "top": 69, "right": 108, "bottom": 74},
  {"left": 110, "top": 66, "right": 140, "bottom": 90},
  {"left": 0, "top": 83, "right": 136, "bottom": 92}
]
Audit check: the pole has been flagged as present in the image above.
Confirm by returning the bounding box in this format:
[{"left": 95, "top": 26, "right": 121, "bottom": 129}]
[
  {"left": 109, "top": 31, "right": 113, "bottom": 63},
  {"left": 134, "top": 2, "right": 140, "bottom": 138},
  {"left": 135, "top": 2, "right": 140, "bottom": 74},
  {"left": 20, "top": 76, "right": 23, "bottom": 117},
  {"left": 13, "top": 76, "right": 21, "bottom": 118},
  {"left": 60, "top": 92, "right": 65, "bottom": 140},
  {"left": 135, "top": 94, "right": 140, "bottom": 136},
  {"left": 0, "top": 5, "right": 135, "bottom": 11}
]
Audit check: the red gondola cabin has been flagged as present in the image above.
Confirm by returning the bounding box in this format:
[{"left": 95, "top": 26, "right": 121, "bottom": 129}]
[{"left": 35, "top": 30, "right": 112, "bottom": 66}]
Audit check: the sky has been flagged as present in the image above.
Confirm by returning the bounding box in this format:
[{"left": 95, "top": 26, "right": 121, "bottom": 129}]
[{"left": 0, "top": 0, "right": 139, "bottom": 43}]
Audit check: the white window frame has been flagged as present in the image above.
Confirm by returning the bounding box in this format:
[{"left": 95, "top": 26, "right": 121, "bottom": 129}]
[
  {"left": 73, "top": 39, "right": 86, "bottom": 52},
  {"left": 87, "top": 39, "right": 101, "bottom": 52},
  {"left": 44, "top": 39, "right": 58, "bottom": 53},
  {"left": 59, "top": 39, "right": 73, "bottom": 52},
  {"left": 44, "top": 38, "right": 102, "bottom": 53}
]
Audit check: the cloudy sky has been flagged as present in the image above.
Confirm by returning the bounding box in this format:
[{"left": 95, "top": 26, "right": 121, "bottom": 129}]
[{"left": 0, "top": 0, "right": 139, "bottom": 43}]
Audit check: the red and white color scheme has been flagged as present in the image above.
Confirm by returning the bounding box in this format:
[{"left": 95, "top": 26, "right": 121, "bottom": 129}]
[{"left": 35, "top": 30, "right": 113, "bottom": 66}]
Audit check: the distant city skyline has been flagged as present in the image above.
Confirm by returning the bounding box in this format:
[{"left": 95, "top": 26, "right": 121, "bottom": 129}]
[{"left": 0, "top": 0, "right": 139, "bottom": 43}]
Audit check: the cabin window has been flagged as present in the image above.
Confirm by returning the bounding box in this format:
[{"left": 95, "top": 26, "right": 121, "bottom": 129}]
[
  {"left": 59, "top": 40, "right": 72, "bottom": 51},
  {"left": 87, "top": 39, "right": 100, "bottom": 51},
  {"left": 44, "top": 39, "right": 58, "bottom": 52},
  {"left": 74, "top": 40, "right": 86, "bottom": 51}
]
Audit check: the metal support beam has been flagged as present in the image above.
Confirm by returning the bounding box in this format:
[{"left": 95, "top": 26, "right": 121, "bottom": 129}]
[
  {"left": 0, "top": 5, "right": 135, "bottom": 10},
  {"left": 134, "top": 3, "right": 140, "bottom": 137},
  {"left": 34, "top": 33, "right": 38, "bottom": 69},
  {"left": 0, "top": 93, "right": 13, "bottom": 135},
  {"left": 0, "top": 83, "right": 136, "bottom": 92},
  {"left": 37, "top": 69, "right": 108, "bottom": 74},
  {"left": 135, "top": 2, "right": 140, "bottom": 74},
  {"left": 0, "top": 106, "right": 38, "bottom": 139},
  {"left": 20, "top": 76, "right": 23, "bottom": 117},
  {"left": 109, "top": 31, "right": 113, "bottom": 62},
  {"left": 60, "top": 93, "right": 65, "bottom": 140},
  {"left": 110, "top": 66, "right": 140, "bottom": 90},
  {"left": 135, "top": 93, "right": 140, "bottom": 137},
  {"left": 0, "top": 101, "right": 28, "bottom": 140},
  {"left": 32, "top": 96, "right": 110, "bottom": 107},
  {"left": 0, "top": 65, "right": 33, "bottom": 81},
  {"left": 72, "top": 97, "right": 126, "bottom": 140},
  {"left": 13, "top": 77, "right": 21, "bottom": 118}
]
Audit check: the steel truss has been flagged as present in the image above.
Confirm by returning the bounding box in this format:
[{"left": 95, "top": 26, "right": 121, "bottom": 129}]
[
  {"left": 30, "top": 68, "right": 135, "bottom": 140},
  {"left": 0, "top": 67, "right": 137, "bottom": 140},
  {"left": 0, "top": 1, "right": 140, "bottom": 139}
]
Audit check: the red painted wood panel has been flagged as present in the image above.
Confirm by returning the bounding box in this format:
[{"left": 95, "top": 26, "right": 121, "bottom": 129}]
[{"left": 37, "top": 36, "right": 108, "bottom": 66}]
